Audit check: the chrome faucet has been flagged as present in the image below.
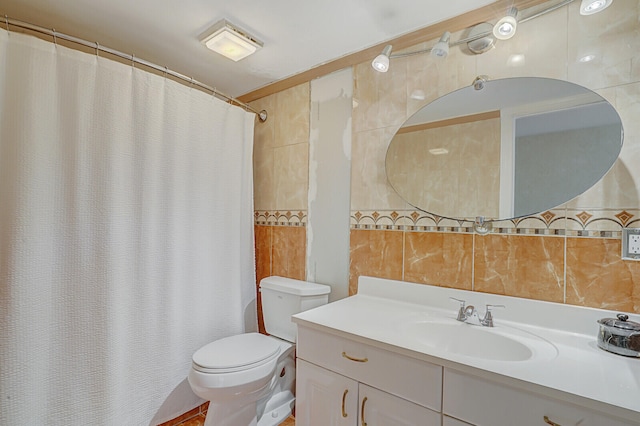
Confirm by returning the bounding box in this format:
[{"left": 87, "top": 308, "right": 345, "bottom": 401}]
[
  {"left": 479, "top": 304, "right": 505, "bottom": 327},
  {"left": 450, "top": 297, "right": 469, "bottom": 321},
  {"left": 449, "top": 297, "right": 505, "bottom": 327}
]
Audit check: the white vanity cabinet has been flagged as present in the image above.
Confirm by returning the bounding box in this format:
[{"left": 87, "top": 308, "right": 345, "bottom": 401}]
[
  {"left": 292, "top": 277, "right": 640, "bottom": 426},
  {"left": 443, "top": 369, "right": 638, "bottom": 426},
  {"left": 295, "top": 326, "right": 442, "bottom": 426},
  {"left": 296, "top": 359, "right": 358, "bottom": 425}
]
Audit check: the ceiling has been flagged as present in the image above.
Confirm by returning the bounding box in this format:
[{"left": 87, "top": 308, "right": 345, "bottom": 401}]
[{"left": 0, "top": 0, "right": 498, "bottom": 98}]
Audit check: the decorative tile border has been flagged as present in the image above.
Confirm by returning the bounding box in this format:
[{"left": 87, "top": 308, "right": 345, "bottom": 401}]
[
  {"left": 254, "top": 208, "right": 640, "bottom": 236},
  {"left": 350, "top": 209, "right": 640, "bottom": 237},
  {"left": 254, "top": 210, "right": 307, "bottom": 226}
]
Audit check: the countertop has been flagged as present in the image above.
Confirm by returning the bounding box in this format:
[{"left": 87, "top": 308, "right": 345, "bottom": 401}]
[{"left": 292, "top": 276, "right": 640, "bottom": 423}]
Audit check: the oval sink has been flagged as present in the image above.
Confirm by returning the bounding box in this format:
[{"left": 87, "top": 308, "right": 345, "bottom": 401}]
[{"left": 402, "top": 320, "right": 557, "bottom": 362}]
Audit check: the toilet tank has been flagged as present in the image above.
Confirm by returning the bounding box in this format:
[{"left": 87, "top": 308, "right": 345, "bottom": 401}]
[{"left": 260, "top": 276, "right": 331, "bottom": 343}]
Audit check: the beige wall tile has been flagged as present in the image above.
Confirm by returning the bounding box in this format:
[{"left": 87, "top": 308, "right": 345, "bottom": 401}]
[
  {"left": 352, "top": 60, "right": 407, "bottom": 132},
  {"left": 252, "top": 84, "right": 310, "bottom": 212},
  {"left": 404, "top": 232, "right": 473, "bottom": 290},
  {"left": 351, "top": 127, "right": 410, "bottom": 211},
  {"left": 567, "top": 0, "right": 639, "bottom": 90},
  {"left": 474, "top": 235, "right": 565, "bottom": 303},
  {"left": 349, "top": 229, "right": 404, "bottom": 295},
  {"left": 566, "top": 237, "right": 640, "bottom": 312},
  {"left": 476, "top": 7, "right": 568, "bottom": 81},
  {"left": 253, "top": 142, "right": 275, "bottom": 211},
  {"left": 272, "top": 226, "right": 306, "bottom": 280},
  {"left": 274, "top": 143, "right": 309, "bottom": 211},
  {"left": 275, "top": 83, "right": 310, "bottom": 147}
]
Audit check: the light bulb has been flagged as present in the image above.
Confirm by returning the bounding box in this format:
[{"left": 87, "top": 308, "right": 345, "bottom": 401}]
[
  {"left": 371, "top": 45, "right": 392, "bottom": 72},
  {"left": 580, "top": 0, "right": 613, "bottom": 15},
  {"left": 430, "top": 31, "right": 451, "bottom": 59},
  {"left": 493, "top": 8, "right": 518, "bottom": 40}
]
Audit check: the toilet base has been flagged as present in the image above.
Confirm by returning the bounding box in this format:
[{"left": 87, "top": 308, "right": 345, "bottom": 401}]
[
  {"left": 257, "top": 390, "right": 295, "bottom": 426},
  {"left": 202, "top": 390, "right": 295, "bottom": 426},
  {"left": 204, "top": 400, "right": 259, "bottom": 426}
]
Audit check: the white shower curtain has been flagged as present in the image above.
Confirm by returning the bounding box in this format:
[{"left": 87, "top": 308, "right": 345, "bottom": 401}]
[{"left": 0, "top": 29, "right": 257, "bottom": 425}]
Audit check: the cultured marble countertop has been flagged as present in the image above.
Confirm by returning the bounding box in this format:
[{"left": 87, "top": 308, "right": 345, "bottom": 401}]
[{"left": 292, "top": 276, "right": 640, "bottom": 423}]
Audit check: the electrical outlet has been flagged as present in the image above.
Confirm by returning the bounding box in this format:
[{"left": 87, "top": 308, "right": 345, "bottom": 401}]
[
  {"left": 622, "top": 228, "right": 640, "bottom": 260},
  {"left": 630, "top": 234, "right": 640, "bottom": 255}
]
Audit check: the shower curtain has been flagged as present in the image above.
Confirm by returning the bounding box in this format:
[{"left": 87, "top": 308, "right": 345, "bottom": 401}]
[{"left": 0, "top": 28, "right": 257, "bottom": 425}]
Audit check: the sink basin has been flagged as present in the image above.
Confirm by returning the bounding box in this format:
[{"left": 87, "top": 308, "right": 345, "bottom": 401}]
[{"left": 402, "top": 319, "right": 558, "bottom": 362}]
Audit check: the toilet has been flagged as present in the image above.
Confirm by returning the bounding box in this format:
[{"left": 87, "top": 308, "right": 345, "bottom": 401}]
[{"left": 188, "top": 276, "right": 331, "bottom": 426}]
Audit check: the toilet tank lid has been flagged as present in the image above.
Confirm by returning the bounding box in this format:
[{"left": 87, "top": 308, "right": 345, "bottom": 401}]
[{"left": 260, "top": 276, "right": 331, "bottom": 296}]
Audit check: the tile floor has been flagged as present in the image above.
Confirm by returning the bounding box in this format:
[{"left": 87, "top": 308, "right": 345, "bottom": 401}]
[{"left": 169, "top": 413, "right": 295, "bottom": 426}]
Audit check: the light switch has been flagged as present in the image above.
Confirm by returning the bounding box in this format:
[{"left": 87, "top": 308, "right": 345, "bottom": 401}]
[{"left": 622, "top": 228, "right": 640, "bottom": 260}]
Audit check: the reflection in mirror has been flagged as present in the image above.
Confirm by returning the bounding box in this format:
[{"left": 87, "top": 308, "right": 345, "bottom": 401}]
[{"left": 385, "top": 77, "right": 623, "bottom": 222}]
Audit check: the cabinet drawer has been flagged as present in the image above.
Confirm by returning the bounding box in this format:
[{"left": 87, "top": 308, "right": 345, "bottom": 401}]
[
  {"left": 297, "top": 326, "right": 442, "bottom": 412},
  {"left": 443, "top": 369, "right": 638, "bottom": 426}
]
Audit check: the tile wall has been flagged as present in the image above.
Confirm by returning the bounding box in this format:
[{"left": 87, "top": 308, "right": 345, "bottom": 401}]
[{"left": 251, "top": 0, "right": 640, "bottom": 317}]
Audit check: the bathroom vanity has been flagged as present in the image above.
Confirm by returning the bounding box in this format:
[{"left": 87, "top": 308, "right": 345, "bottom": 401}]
[{"left": 292, "top": 276, "right": 640, "bottom": 426}]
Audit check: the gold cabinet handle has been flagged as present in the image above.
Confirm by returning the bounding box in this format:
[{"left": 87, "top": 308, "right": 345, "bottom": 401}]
[
  {"left": 544, "top": 416, "right": 562, "bottom": 426},
  {"left": 341, "top": 389, "right": 348, "bottom": 418},
  {"left": 361, "top": 396, "right": 368, "bottom": 426},
  {"left": 342, "top": 351, "right": 368, "bottom": 363}
]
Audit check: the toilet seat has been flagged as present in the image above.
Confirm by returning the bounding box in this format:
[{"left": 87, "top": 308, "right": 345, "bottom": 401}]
[{"left": 192, "top": 332, "right": 281, "bottom": 374}]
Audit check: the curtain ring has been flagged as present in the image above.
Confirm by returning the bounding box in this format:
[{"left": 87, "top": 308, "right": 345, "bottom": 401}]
[
  {"left": 52, "top": 28, "right": 57, "bottom": 45},
  {"left": 164, "top": 66, "right": 168, "bottom": 78},
  {"left": 95, "top": 42, "right": 100, "bottom": 57},
  {"left": 4, "top": 15, "right": 9, "bottom": 32},
  {"left": 131, "top": 53, "right": 135, "bottom": 68}
]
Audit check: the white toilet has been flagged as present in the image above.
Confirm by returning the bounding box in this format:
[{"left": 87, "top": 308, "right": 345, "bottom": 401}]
[{"left": 188, "top": 276, "right": 331, "bottom": 426}]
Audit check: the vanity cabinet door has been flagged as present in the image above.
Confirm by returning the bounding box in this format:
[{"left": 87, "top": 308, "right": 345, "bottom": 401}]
[
  {"left": 297, "top": 326, "right": 442, "bottom": 412},
  {"left": 359, "top": 384, "right": 441, "bottom": 426},
  {"left": 296, "top": 359, "right": 358, "bottom": 426},
  {"left": 443, "top": 369, "right": 639, "bottom": 426}
]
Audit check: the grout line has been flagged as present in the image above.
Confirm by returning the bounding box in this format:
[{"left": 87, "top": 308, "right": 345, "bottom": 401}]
[
  {"left": 402, "top": 230, "right": 406, "bottom": 281},
  {"left": 563, "top": 205, "right": 568, "bottom": 304},
  {"left": 471, "top": 232, "right": 476, "bottom": 292}
]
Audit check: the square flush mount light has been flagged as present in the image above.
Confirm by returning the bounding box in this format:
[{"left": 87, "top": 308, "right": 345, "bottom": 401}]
[{"left": 200, "top": 20, "right": 263, "bottom": 61}]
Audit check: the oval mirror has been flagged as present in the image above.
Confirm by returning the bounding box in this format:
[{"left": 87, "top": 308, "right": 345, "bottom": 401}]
[{"left": 385, "top": 77, "right": 623, "bottom": 222}]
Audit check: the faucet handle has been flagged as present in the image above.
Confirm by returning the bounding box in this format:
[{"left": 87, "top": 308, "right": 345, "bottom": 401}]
[
  {"left": 449, "top": 297, "right": 467, "bottom": 321},
  {"left": 449, "top": 297, "right": 466, "bottom": 306},
  {"left": 486, "top": 304, "right": 505, "bottom": 311},
  {"left": 481, "top": 304, "right": 505, "bottom": 327}
]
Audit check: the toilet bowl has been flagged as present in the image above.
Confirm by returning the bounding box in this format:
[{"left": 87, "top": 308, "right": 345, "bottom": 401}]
[{"left": 187, "top": 276, "right": 331, "bottom": 426}]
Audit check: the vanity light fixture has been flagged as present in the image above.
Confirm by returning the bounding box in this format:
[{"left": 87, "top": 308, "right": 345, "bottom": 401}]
[
  {"left": 199, "top": 19, "right": 263, "bottom": 62},
  {"left": 371, "top": 45, "right": 392, "bottom": 72},
  {"left": 430, "top": 31, "right": 451, "bottom": 58},
  {"left": 467, "top": 23, "right": 496, "bottom": 54},
  {"left": 580, "top": 0, "right": 613, "bottom": 15},
  {"left": 493, "top": 7, "right": 518, "bottom": 40}
]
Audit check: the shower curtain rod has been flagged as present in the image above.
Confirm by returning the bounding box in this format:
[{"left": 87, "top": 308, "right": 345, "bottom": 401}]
[{"left": 3, "top": 16, "right": 268, "bottom": 123}]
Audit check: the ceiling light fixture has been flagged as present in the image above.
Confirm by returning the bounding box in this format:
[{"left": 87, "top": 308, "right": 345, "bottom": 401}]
[
  {"left": 430, "top": 31, "right": 451, "bottom": 58},
  {"left": 580, "top": 0, "right": 613, "bottom": 15},
  {"left": 199, "top": 19, "right": 263, "bottom": 62},
  {"left": 493, "top": 7, "right": 519, "bottom": 40},
  {"left": 371, "top": 45, "right": 393, "bottom": 72},
  {"left": 467, "top": 23, "right": 496, "bottom": 54}
]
